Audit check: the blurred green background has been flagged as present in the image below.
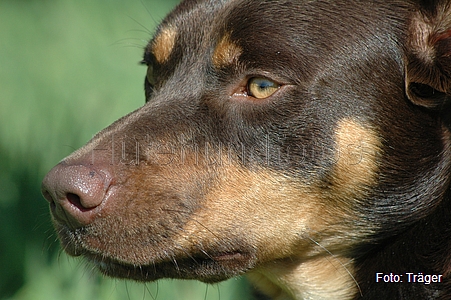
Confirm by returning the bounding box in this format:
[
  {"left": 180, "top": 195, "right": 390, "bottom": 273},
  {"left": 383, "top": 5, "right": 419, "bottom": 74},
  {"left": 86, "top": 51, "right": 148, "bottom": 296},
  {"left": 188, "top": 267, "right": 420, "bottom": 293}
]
[{"left": 0, "top": 0, "right": 252, "bottom": 299}]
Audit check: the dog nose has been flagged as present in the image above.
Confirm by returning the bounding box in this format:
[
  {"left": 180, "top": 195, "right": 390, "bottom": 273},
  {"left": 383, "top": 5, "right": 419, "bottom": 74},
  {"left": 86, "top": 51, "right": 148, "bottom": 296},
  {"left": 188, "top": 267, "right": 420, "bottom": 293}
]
[{"left": 41, "top": 163, "right": 113, "bottom": 228}]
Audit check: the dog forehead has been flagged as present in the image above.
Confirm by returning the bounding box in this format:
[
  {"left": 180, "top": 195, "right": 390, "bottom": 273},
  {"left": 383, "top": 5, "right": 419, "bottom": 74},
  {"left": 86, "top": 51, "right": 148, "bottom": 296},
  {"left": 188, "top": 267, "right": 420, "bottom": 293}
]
[
  {"left": 166, "top": 0, "right": 403, "bottom": 67},
  {"left": 144, "top": 0, "right": 407, "bottom": 96},
  {"left": 144, "top": 0, "right": 228, "bottom": 64},
  {"left": 159, "top": 0, "right": 406, "bottom": 44},
  {"left": 147, "top": 0, "right": 312, "bottom": 72}
]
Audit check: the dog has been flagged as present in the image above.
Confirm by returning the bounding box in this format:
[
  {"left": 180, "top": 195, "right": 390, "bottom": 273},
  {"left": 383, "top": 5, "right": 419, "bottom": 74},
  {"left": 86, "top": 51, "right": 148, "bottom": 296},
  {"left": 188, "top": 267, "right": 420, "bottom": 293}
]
[{"left": 41, "top": 0, "right": 451, "bottom": 299}]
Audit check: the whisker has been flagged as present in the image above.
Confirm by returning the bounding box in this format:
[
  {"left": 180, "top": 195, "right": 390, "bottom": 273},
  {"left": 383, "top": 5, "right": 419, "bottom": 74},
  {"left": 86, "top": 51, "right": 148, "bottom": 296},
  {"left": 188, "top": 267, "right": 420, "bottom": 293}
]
[
  {"left": 171, "top": 255, "right": 180, "bottom": 273},
  {"left": 161, "top": 208, "right": 222, "bottom": 241},
  {"left": 128, "top": 15, "right": 154, "bottom": 36},
  {"left": 125, "top": 281, "right": 132, "bottom": 300},
  {"left": 110, "top": 37, "right": 149, "bottom": 48},
  {"left": 308, "top": 237, "right": 363, "bottom": 297},
  {"left": 144, "top": 282, "right": 157, "bottom": 300},
  {"left": 140, "top": 0, "right": 161, "bottom": 27},
  {"left": 161, "top": 208, "right": 219, "bottom": 262}
]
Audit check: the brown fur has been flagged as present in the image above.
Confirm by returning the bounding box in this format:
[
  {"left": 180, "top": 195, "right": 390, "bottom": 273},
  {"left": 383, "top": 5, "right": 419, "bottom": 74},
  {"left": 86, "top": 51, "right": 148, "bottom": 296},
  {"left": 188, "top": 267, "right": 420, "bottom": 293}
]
[{"left": 42, "top": 0, "right": 451, "bottom": 299}]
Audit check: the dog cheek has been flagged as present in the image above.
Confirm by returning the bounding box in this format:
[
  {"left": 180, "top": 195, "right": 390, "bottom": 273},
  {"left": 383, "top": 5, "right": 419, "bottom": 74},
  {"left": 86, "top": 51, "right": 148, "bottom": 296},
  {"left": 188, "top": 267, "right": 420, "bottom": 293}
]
[
  {"left": 326, "top": 118, "right": 381, "bottom": 200},
  {"left": 182, "top": 119, "right": 382, "bottom": 262},
  {"left": 183, "top": 163, "right": 328, "bottom": 261}
]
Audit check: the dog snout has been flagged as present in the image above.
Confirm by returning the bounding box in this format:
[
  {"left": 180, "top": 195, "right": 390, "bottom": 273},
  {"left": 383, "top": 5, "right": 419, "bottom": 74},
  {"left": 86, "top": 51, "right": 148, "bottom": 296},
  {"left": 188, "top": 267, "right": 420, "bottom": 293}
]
[{"left": 41, "top": 163, "right": 113, "bottom": 228}]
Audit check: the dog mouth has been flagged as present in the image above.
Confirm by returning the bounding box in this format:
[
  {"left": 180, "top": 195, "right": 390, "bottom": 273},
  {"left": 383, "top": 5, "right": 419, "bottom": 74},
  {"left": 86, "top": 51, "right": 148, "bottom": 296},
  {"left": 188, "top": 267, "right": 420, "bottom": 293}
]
[
  {"left": 55, "top": 223, "right": 256, "bottom": 283},
  {"left": 85, "top": 250, "right": 254, "bottom": 283}
]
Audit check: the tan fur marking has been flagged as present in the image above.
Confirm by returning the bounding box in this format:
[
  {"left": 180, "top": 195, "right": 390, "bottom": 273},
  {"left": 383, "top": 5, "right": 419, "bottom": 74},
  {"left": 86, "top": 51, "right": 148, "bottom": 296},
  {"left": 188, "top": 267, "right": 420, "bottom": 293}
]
[
  {"left": 151, "top": 26, "right": 177, "bottom": 63},
  {"left": 249, "top": 256, "right": 358, "bottom": 300},
  {"left": 331, "top": 118, "right": 380, "bottom": 194},
  {"left": 212, "top": 34, "right": 242, "bottom": 68},
  {"left": 176, "top": 165, "right": 325, "bottom": 258},
  {"left": 173, "top": 160, "right": 362, "bottom": 299}
]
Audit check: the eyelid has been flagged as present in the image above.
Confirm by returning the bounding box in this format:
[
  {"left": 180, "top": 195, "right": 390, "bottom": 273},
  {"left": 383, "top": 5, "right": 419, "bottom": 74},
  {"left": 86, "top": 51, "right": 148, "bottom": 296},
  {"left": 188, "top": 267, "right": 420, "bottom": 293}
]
[
  {"left": 142, "top": 53, "right": 158, "bottom": 102},
  {"left": 141, "top": 52, "right": 158, "bottom": 88},
  {"left": 141, "top": 51, "right": 158, "bottom": 67}
]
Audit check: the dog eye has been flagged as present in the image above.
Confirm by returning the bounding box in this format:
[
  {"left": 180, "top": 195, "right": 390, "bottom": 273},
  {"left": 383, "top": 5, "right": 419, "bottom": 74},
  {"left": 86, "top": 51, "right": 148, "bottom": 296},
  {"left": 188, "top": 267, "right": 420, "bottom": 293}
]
[
  {"left": 247, "top": 77, "right": 280, "bottom": 99},
  {"left": 142, "top": 64, "right": 156, "bottom": 102},
  {"left": 146, "top": 64, "right": 156, "bottom": 87},
  {"left": 140, "top": 58, "right": 157, "bottom": 102}
]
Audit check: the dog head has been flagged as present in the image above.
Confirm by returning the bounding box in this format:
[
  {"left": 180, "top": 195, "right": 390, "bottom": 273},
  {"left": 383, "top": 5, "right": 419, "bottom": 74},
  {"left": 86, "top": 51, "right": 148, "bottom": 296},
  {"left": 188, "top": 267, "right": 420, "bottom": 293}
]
[{"left": 42, "top": 0, "right": 451, "bottom": 298}]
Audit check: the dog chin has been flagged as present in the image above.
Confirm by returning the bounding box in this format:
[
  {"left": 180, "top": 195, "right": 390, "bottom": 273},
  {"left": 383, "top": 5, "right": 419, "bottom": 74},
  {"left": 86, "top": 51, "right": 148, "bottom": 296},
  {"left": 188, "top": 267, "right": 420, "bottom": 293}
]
[
  {"left": 87, "top": 251, "right": 255, "bottom": 283},
  {"left": 56, "top": 225, "right": 256, "bottom": 283}
]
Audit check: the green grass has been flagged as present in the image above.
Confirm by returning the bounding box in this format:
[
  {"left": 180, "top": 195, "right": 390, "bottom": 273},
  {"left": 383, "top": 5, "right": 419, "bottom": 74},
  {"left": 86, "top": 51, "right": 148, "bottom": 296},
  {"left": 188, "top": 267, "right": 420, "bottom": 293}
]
[{"left": 0, "top": 0, "right": 252, "bottom": 299}]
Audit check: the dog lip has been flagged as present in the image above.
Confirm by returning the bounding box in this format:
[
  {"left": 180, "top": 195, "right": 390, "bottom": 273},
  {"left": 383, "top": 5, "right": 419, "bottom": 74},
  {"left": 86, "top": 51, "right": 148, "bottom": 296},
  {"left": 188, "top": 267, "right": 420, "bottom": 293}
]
[
  {"left": 84, "top": 249, "right": 255, "bottom": 283},
  {"left": 211, "top": 251, "right": 245, "bottom": 261}
]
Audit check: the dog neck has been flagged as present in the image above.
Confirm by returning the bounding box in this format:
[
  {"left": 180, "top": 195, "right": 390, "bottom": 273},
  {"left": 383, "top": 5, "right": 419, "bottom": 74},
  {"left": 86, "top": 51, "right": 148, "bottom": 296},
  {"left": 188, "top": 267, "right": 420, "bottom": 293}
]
[{"left": 247, "top": 255, "right": 359, "bottom": 300}]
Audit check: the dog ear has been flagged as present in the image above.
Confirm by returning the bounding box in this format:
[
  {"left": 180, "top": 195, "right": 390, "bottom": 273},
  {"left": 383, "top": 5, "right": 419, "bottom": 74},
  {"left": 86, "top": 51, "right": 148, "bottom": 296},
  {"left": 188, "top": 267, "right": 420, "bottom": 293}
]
[{"left": 405, "top": 0, "right": 451, "bottom": 110}]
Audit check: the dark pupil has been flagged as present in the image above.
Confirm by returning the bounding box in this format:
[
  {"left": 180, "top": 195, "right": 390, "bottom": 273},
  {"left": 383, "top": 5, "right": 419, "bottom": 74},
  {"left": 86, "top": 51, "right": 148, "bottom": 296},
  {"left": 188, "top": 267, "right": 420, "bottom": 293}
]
[{"left": 258, "top": 80, "right": 272, "bottom": 89}]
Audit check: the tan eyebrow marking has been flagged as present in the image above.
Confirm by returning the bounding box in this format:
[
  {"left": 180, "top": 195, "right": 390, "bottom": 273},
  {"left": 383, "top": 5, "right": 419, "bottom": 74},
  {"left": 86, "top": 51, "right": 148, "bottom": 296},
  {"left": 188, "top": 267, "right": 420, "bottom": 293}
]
[
  {"left": 150, "top": 26, "right": 177, "bottom": 64},
  {"left": 212, "top": 33, "right": 242, "bottom": 68}
]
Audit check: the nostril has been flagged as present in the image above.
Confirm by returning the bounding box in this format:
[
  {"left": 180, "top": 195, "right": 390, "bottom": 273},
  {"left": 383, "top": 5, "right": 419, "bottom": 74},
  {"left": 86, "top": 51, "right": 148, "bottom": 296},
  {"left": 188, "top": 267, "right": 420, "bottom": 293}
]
[{"left": 66, "top": 193, "right": 88, "bottom": 212}]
